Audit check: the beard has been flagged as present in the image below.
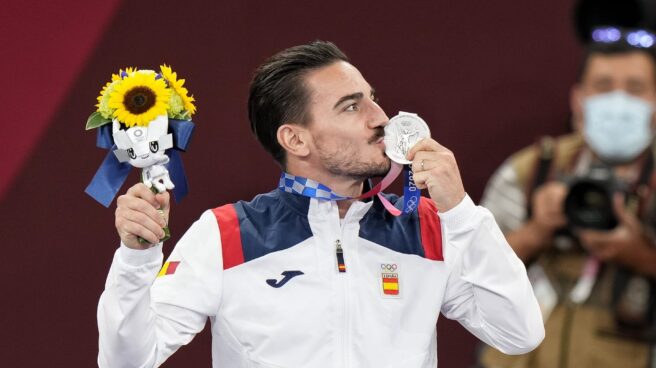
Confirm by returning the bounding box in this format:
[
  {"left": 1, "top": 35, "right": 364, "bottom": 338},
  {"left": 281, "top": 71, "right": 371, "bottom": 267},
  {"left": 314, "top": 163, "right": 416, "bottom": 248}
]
[
  {"left": 322, "top": 153, "right": 391, "bottom": 180},
  {"left": 316, "top": 128, "right": 391, "bottom": 180}
]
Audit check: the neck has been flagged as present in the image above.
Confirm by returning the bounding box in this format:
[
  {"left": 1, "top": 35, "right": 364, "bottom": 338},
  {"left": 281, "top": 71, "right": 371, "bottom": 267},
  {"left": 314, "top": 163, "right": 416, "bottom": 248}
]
[
  {"left": 337, "top": 199, "right": 357, "bottom": 219},
  {"left": 612, "top": 153, "right": 648, "bottom": 182},
  {"left": 286, "top": 163, "right": 365, "bottom": 219},
  {"left": 316, "top": 174, "right": 362, "bottom": 218}
]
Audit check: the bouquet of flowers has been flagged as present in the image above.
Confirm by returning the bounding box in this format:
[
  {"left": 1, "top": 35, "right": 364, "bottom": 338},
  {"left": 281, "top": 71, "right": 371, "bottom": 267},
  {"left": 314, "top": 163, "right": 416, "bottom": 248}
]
[{"left": 85, "top": 65, "right": 197, "bottom": 241}]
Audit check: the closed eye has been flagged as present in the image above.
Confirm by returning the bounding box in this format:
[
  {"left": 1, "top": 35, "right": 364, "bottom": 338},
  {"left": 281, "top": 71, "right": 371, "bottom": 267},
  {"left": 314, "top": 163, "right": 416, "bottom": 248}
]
[{"left": 371, "top": 88, "right": 378, "bottom": 103}]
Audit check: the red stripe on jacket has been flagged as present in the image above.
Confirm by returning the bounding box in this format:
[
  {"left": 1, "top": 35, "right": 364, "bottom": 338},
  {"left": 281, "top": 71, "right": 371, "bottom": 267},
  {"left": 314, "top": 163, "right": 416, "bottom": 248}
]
[
  {"left": 212, "top": 204, "right": 245, "bottom": 270},
  {"left": 418, "top": 197, "right": 444, "bottom": 261}
]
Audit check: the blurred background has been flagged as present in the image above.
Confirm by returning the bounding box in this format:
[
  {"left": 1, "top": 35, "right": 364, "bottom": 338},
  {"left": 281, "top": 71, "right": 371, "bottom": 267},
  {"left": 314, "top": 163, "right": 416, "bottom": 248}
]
[{"left": 0, "top": 0, "right": 615, "bottom": 366}]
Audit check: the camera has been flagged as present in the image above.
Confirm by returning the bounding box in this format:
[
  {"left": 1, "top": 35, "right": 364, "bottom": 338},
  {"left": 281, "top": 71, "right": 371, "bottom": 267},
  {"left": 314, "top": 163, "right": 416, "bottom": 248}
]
[{"left": 563, "top": 164, "right": 624, "bottom": 230}]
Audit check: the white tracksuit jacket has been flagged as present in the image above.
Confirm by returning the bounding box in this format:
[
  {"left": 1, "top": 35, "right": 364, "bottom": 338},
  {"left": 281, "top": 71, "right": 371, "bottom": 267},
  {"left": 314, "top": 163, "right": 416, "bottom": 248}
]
[{"left": 98, "top": 190, "right": 544, "bottom": 367}]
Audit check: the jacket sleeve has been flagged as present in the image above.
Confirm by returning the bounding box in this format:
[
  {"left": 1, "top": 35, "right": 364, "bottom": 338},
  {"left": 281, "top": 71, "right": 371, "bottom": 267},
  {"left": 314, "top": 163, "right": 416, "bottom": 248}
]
[
  {"left": 438, "top": 195, "right": 544, "bottom": 355},
  {"left": 98, "top": 210, "right": 223, "bottom": 367}
]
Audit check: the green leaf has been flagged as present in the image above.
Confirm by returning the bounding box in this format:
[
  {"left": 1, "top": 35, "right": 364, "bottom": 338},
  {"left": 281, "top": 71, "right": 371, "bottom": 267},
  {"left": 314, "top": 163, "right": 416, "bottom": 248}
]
[{"left": 85, "top": 111, "right": 111, "bottom": 130}]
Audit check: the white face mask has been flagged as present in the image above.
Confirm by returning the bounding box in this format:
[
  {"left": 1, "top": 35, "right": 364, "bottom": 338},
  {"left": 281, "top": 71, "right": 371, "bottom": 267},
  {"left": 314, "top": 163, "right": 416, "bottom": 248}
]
[{"left": 583, "top": 90, "right": 655, "bottom": 164}]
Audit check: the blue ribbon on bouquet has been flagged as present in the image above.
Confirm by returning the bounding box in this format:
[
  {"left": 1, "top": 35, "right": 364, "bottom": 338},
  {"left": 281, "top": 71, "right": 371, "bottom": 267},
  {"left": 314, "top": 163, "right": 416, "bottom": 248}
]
[{"left": 84, "top": 119, "right": 195, "bottom": 207}]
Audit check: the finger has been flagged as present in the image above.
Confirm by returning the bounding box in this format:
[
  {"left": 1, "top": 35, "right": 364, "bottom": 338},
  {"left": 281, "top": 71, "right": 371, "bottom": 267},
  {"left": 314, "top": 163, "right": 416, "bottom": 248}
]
[
  {"left": 117, "top": 217, "right": 163, "bottom": 244},
  {"left": 155, "top": 191, "right": 170, "bottom": 211},
  {"left": 155, "top": 192, "right": 171, "bottom": 224},
  {"left": 406, "top": 138, "right": 445, "bottom": 161},
  {"left": 410, "top": 151, "right": 435, "bottom": 172},
  {"left": 118, "top": 195, "right": 166, "bottom": 227},
  {"left": 548, "top": 182, "right": 569, "bottom": 200},
  {"left": 577, "top": 229, "right": 609, "bottom": 249},
  {"left": 411, "top": 159, "right": 426, "bottom": 173},
  {"left": 116, "top": 206, "right": 166, "bottom": 239},
  {"left": 413, "top": 149, "right": 458, "bottom": 169},
  {"left": 612, "top": 193, "right": 641, "bottom": 231},
  {"left": 127, "top": 183, "right": 159, "bottom": 208},
  {"left": 612, "top": 193, "right": 627, "bottom": 220},
  {"left": 412, "top": 170, "right": 429, "bottom": 189},
  {"left": 580, "top": 237, "right": 614, "bottom": 261}
]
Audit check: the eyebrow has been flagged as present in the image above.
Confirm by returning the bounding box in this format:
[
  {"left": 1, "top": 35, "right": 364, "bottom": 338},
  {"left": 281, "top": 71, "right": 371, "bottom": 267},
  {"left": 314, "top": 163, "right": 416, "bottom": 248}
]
[{"left": 333, "top": 92, "right": 364, "bottom": 110}]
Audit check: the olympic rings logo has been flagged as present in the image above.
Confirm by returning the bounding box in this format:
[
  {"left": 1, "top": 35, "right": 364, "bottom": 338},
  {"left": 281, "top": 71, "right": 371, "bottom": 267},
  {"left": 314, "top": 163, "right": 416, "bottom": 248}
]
[
  {"left": 405, "top": 196, "right": 418, "bottom": 212},
  {"left": 380, "top": 263, "right": 397, "bottom": 271}
]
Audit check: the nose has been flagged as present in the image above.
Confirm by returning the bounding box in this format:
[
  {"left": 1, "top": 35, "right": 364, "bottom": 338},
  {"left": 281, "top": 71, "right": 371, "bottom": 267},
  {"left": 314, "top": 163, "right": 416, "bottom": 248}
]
[{"left": 367, "top": 99, "right": 389, "bottom": 129}]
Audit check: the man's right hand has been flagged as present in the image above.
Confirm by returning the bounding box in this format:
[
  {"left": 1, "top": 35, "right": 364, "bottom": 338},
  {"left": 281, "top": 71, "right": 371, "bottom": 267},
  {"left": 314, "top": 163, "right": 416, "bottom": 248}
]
[
  {"left": 506, "top": 181, "right": 568, "bottom": 261},
  {"left": 529, "top": 181, "right": 568, "bottom": 235},
  {"left": 115, "top": 183, "right": 170, "bottom": 249}
]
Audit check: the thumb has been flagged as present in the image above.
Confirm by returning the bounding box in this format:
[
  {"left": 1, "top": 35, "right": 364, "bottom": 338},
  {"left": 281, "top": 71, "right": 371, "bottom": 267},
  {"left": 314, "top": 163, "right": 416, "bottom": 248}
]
[
  {"left": 155, "top": 192, "right": 171, "bottom": 211},
  {"left": 613, "top": 193, "right": 639, "bottom": 230}
]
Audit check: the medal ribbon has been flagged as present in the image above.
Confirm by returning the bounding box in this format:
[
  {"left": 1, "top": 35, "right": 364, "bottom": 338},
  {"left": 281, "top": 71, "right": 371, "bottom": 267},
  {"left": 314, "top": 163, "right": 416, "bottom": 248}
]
[{"left": 278, "top": 162, "right": 420, "bottom": 216}]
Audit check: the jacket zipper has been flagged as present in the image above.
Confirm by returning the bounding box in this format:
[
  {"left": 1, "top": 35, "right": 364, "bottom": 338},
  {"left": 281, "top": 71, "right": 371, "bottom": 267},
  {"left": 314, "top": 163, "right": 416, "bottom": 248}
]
[
  {"left": 336, "top": 239, "right": 346, "bottom": 273},
  {"left": 334, "top": 237, "right": 349, "bottom": 368}
]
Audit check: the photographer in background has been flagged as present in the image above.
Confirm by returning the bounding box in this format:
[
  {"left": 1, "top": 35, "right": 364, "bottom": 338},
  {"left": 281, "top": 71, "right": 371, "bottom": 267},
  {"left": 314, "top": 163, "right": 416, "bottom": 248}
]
[{"left": 479, "top": 28, "right": 656, "bottom": 368}]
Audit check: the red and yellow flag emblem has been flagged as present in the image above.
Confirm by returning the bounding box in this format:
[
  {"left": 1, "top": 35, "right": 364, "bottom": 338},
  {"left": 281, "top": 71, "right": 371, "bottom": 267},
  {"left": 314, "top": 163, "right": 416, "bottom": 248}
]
[
  {"left": 158, "top": 261, "right": 180, "bottom": 277},
  {"left": 380, "top": 263, "right": 400, "bottom": 296},
  {"left": 382, "top": 274, "right": 399, "bottom": 295}
]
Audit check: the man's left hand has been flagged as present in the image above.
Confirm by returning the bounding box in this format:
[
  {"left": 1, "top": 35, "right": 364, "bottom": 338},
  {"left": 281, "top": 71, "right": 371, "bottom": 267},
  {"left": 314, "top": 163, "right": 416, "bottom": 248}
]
[
  {"left": 407, "top": 138, "right": 466, "bottom": 212},
  {"left": 577, "top": 194, "right": 652, "bottom": 268}
]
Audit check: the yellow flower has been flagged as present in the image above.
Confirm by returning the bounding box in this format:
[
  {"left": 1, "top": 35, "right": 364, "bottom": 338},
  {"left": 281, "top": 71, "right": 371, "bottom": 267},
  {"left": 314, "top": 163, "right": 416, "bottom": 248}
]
[
  {"left": 160, "top": 64, "right": 196, "bottom": 116},
  {"left": 95, "top": 67, "right": 140, "bottom": 119},
  {"left": 95, "top": 81, "right": 115, "bottom": 119},
  {"left": 96, "top": 81, "right": 111, "bottom": 106},
  {"left": 108, "top": 71, "right": 170, "bottom": 127}
]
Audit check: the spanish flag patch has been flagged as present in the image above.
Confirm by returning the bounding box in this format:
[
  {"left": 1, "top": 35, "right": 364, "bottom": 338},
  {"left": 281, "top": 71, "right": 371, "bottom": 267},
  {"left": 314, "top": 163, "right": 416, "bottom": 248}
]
[
  {"left": 382, "top": 276, "right": 399, "bottom": 295},
  {"left": 380, "top": 263, "right": 400, "bottom": 298},
  {"left": 158, "top": 261, "right": 180, "bottom": 277}
]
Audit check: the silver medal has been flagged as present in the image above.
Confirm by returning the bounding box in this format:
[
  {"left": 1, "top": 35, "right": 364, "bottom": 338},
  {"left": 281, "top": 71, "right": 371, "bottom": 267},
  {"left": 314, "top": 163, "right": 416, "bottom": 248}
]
[{"left": 384, "top": 111, "right": 431, "bottom": 164}]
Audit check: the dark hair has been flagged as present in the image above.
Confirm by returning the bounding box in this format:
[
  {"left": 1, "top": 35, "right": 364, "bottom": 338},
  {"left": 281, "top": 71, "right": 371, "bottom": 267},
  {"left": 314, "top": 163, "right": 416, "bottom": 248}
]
[
  {"left": 248, "top": 41, "right": 349, "bottom": 166},
  {"left": 578, "top": 39, "right": 656, "bottom": 82}
]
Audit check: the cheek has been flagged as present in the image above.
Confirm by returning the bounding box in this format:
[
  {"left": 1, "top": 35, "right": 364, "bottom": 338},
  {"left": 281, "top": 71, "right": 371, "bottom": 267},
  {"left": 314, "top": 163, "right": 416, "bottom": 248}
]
[
  {"left": 313, "top": 125, "right": 372, "bottom": 156},
  {"left": 335, "top": 136, "right": 362, "bottom": 154}
]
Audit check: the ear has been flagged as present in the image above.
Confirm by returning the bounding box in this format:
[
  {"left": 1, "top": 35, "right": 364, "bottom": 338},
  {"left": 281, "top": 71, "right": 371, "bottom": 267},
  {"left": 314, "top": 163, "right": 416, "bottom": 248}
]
[
  {"left": 158, "top": 133, "right": 174, "bottom": 151},
  {"left": 113, "top": 149, "right": 130, "bottom": 163},
  {"left": 147, "top": 115, "right": 168, "bottom": 141},
  {"left": 277, "top": 123, "right": 310, "bottom": 159},
  {"left": 113, "top": 130, "right": 133, "bottom": 150},
  {"left": 570, "top": 84, "right": 585, "bottom": 133}
]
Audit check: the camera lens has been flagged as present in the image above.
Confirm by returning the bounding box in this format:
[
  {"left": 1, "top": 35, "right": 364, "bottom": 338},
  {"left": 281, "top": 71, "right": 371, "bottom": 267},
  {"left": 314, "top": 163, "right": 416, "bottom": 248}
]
[{"left": 564, "top": 179, "right": 618, "bottom": 230}]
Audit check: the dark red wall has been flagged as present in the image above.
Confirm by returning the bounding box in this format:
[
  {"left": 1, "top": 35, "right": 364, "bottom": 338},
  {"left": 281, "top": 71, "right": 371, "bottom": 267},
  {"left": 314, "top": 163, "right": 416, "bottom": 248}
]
[{"left": 1, "top": 1, "right": 579, "bottom": 366}]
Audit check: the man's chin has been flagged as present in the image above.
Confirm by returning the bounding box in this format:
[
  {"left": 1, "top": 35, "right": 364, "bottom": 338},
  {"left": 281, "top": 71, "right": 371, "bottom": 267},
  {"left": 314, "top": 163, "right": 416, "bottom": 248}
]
[{"left": 366, "top": 157, "right": 392, "bottom": 178}]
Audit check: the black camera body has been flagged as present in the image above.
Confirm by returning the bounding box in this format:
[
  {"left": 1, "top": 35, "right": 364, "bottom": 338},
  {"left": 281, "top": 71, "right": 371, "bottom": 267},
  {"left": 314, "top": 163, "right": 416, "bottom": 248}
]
[{"left": 563, "top": 165, "right": 625, "bottom": 230}]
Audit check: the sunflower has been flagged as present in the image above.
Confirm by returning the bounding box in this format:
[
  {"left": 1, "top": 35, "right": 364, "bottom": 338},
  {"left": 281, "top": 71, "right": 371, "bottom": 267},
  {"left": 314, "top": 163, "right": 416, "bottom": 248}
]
[
  {"left": 108, "top": 71, "right": 170, "bottom": 127},
  {"left": 95, "top": 67, "right": 140, "bottom": 119},
  {"left": 160, "top": 64, "right": 196, "bottom": 117}
]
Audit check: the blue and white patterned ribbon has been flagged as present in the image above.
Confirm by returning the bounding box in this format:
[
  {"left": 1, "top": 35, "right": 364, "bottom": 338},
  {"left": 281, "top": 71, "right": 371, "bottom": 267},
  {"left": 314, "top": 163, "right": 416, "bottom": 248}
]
[
  {"left": 279, "top": 173, "right": 349, "bottom": 200},
  {"left": 278, "top": 163, "right": 420, "bottom": 216}
]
